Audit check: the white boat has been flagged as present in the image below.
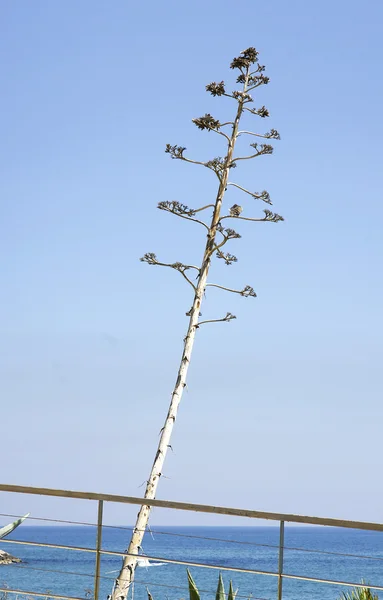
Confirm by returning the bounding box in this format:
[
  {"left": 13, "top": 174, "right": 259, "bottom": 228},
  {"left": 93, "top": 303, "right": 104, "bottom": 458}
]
[
  {"left": 105, "top": 556, "right": 166, "bottom": 574},
  {"left": 137, "top": 557, "right": 165, "bottom": 568}
]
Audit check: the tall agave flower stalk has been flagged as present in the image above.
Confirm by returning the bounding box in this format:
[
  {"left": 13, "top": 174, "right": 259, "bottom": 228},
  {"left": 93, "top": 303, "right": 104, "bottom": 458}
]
[{"left": 111, "top": 47, "right": 283, "bottom": 600}]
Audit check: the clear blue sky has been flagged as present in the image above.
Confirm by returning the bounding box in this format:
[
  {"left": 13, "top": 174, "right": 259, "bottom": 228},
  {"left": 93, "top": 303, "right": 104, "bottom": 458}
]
[{"left": 1, "top": 0, "right": 383, "bottom": 527}]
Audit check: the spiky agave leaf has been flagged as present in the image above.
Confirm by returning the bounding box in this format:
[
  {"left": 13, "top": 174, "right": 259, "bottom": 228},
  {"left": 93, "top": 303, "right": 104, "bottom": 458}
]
[
  {"left": 215, "top": 573, "right": 225, "bottom": 600},
  {"left": 339, "top": 583, "right": 378, "bottom": 600},
  {"left": 228, "top": 581, "right": 238, "bottom": 600},
  {"left": 0, "top": 513, "right": 30, "bottom": 540},
  {"left": 187, "top": 569, "right": 201, "bottom": 600}
]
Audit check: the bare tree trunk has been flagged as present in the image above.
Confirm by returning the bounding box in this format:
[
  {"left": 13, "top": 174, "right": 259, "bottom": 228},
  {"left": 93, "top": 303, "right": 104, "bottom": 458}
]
[{"left": 111, "top": 47, "right": 282, "bottom": 599}]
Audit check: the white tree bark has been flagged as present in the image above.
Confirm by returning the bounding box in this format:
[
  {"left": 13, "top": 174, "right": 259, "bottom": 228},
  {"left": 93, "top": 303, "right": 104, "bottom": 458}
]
[{"left": 111, "top": 69, "right": 250, "bottom": 600}]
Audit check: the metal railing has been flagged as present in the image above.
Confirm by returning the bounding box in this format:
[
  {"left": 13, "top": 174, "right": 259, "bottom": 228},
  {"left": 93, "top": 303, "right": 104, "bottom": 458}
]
[{"left": 0, "top": 483, "right": 383, "bottom": 600}]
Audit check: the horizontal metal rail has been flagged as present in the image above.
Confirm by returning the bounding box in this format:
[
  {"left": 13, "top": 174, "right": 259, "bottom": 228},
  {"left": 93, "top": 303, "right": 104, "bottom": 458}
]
[
  {"left": 0, "top": 537, "right": 97, "bottom": 554},
  {"left": 1, "top": 483, "right": 382, "bottom": 531},
  {"left": 0, "top": 562, "right": 272, "bottom": 600},
  {"left": 2, "top": 482, "right": 383, "bottom": 600},
  {"left": 2, "top": 537, "right": 383, "bottom": 593},
  {"left": 3, "top": 510, "right": 383, "bottom": 562}
]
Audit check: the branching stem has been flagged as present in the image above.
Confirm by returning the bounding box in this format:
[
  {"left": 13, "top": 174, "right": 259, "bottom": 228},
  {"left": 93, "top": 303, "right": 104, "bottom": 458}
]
[
  {"left": 194, "top": 204, "right": 215, "bottom": 213},
  {"left": 227, "top": 182, "right": 257, "bottom": 197},
  {"left": 198, "top": 313, "right": 236, "bottom": 326},
  {"left": 221, "top": 215, "right": 270, "bottom": 223},
  {"left": 163, "top": 210, "right": 209, "bottom": 230},
  {"left": 179, "top": 157, "right": 208, "bottom": 167},
  {"left": 211, "top": 129, "right": 231, "bottom": 143},
  {"left": 234, "top": 152, "right": 266, "bottom": 162},
  {"left": 238, "top": 130, "right": 271, "bottom": 139},
  {"left": 206, "top": 283, "right": 249, "bottom": 295}
]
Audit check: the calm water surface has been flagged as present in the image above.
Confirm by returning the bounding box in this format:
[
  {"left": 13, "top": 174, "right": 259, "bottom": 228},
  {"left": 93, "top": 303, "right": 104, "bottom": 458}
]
[{"left": 1, "top": 526, "right": 383, "bottom": 600}]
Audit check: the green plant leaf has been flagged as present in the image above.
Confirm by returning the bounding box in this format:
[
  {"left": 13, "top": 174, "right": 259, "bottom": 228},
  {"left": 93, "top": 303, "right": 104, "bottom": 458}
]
[
  {"left": 228, "top": 580, "right": 237, "bottom": 600},
  {"left": 0, "top": 514, "right": 30, "bottom": 540},
  {"left": 187, "top": 569, "right": 200, "bottom": 600},
  {"left": 146, "top": 587, "right": 154, "bottom": 600},
  {"left": 216, "top": 573, "right": 225, "bottom": 600},
  {"left": 338, "top": 583, "right": 378, "bottom": 600}
]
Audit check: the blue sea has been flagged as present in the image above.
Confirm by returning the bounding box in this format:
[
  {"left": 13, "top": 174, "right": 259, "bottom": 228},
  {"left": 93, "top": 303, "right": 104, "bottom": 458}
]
[{"left": 1, "top": 526, "right": 383, "bottom": 600}]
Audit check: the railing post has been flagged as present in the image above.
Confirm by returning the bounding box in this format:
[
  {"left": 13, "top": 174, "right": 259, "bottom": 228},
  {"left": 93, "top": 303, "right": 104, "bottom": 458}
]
[
  {"left": 94, "top": 500, "right": 103, "bottom": 600},
  {"left": 277, "top": 520, "right": 285, "bottom": 600}
]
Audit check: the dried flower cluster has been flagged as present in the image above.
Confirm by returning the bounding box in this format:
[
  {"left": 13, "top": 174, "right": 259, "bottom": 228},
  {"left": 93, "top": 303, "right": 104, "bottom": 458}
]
[
  {"left": 247, "top": 106, "right": 270, "bottom": 117},
  {"left": 263, "top": 209, "right": 284, "bottom": 223},
  {"left": 253, "top": 190, "right": 272, "bottom": 204},
  {"left": 264, "top": 129, "right": 281, "bottom": 140},
  {"left": 192, "top": 114, "right": 221, "bottom": 131},
  {"left": 165, "top": 144, "right": 186, "bottom": 159},
  {"left": 140, "top": 252, "right": 158, "bottom": 265},
  {"left": 216, "top": 251, "right": 238, "bottom": 266},
  {"left": 206, "top": 81, "right": 226, "bottom": 96},
  {"left": 158, "top": 201, "right": 197, "bottom": 217},
  {"left": 241, "top": 285, "right": 257, "bottom": 297},
  {"left": 250, "top": 142, "right": 274, "bottom": 155},
  {"left": 224, "top": 228, "right": 241, "bottom": 239},
  {"left": 223, "top": 312, "right": 236, "bottom": 322},
  {"left": 230, "top": 46, "right": 259, "bottom": 69},
  {"left": 205, "top": 157, "right": 229, "bottom": 175},
  {"left": 232, "top": 90, "right": 253, "bottom": 102}
]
